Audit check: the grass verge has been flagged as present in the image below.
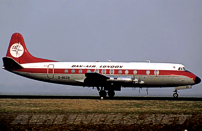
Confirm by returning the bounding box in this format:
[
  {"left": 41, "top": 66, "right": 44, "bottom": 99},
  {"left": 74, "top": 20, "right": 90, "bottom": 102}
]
[{"left": 0, "top": 99, "right": 201, "bottom": 114}]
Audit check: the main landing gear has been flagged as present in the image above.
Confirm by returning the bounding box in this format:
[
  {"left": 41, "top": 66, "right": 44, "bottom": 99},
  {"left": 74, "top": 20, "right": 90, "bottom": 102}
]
[
  {"left": 108, "top": 90, "right": 115, "bottom": 98},
  {"left": 97, "top": 87, "right": 115, "bottom": 99},
  {"left": 99, "top": 90, "right": 107, "bottom": 98}
]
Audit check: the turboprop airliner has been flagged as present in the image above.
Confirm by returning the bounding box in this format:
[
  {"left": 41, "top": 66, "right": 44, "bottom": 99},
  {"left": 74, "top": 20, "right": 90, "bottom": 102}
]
[{"left": 2, "top": 33, "right": 201, "bottom": 98}]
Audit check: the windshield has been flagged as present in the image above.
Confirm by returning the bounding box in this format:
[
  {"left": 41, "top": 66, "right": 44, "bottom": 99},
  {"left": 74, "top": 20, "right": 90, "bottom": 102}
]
[{"left": 178, "top": 67, "right": 186, "bottom": 71}]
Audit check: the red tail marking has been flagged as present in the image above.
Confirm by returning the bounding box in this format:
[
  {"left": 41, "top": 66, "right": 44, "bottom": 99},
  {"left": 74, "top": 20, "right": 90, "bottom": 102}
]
[{"left": 6, "top": 33, "right": 57, "bottom": 64}]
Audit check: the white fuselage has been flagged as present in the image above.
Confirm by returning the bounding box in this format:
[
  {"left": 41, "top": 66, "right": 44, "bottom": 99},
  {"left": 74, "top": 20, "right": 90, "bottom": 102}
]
[{"left": 11, "top": 61, "right": 195, "bottom": 88}]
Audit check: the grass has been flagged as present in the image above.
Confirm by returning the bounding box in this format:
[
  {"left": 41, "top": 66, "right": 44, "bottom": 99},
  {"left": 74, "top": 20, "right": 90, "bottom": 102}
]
[{"left": 0, "top": 99, "right": 201, "bottom": 114}]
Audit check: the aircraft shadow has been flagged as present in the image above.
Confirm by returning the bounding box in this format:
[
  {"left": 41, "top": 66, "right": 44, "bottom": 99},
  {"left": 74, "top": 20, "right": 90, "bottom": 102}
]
[{"left": 0, "top": 95, "right": 201, "bottom": 101}]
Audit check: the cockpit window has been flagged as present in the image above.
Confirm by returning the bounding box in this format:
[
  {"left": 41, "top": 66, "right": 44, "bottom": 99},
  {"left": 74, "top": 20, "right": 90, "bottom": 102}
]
[{"left": 178, "top": 67, "right": 185, "bottom": 71}]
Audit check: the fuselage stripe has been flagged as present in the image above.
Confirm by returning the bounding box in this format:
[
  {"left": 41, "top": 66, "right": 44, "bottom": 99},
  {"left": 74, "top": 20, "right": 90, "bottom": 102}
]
[{"left": 13, "top": 68, "right": 196, "bottom": 79}]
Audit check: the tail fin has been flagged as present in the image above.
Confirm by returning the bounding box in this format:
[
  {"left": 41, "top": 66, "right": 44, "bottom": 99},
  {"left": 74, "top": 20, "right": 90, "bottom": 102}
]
[{"left": 5, "top": 33, "right": 56, "bottom": 64}]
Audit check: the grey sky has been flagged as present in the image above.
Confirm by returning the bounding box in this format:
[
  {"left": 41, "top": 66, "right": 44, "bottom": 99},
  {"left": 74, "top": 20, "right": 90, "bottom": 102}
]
[{"left": 0, "top": 0, "right": 201, "bottom": 97}]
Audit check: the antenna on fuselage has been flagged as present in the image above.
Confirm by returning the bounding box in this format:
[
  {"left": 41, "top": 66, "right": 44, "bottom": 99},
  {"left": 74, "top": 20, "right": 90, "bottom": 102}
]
[
  {"left": 108, "top": 59, "right": 112, "bottom": 62},
  {"left": 146, "top": 60, "right": 150, "bottom": 63}
]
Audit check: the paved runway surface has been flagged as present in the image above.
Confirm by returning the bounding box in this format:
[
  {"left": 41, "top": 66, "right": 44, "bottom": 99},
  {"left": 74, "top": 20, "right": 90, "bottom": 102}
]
[{"left": 0, "top": 95, "right": 201, "bottom": 101}]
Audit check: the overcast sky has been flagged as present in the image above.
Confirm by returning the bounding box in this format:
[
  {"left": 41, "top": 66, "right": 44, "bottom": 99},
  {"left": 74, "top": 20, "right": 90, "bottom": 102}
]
[{"left": 0, "top": 0, "right": 201, "bottom": 97}]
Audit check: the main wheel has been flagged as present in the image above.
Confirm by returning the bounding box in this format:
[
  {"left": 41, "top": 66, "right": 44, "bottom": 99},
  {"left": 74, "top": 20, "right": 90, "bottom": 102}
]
[
  {"left": 173, "top": 93, "right": 178, "bottom": 98},
  {"left": 99, "top": 90, "right": 107, "bottom": 98},
  {"left": 108, "top": 90, "right": 115, "bottom": 98}
]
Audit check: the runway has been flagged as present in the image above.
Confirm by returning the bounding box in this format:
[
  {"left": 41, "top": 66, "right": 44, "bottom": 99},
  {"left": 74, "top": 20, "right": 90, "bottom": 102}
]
[
  {"left": 1, "top": 95, "right": 201, "bottom": 130},
  {"left": 0, "top": 95, "right": 201, "bottom": 101}
]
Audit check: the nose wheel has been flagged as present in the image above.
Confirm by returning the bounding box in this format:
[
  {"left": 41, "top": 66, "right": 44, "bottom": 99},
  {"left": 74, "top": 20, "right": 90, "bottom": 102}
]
[{"left": 173, "top": 93, "right": 178, "bottom": 98}]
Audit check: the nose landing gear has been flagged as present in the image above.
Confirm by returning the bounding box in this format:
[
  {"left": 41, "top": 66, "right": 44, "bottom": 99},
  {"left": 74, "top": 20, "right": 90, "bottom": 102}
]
[
  {"left": 173, "top": 89, "right": 178, "bottom": 98},
  {"left": 173, "top": 92, "right": 178, "bottom": 98}
]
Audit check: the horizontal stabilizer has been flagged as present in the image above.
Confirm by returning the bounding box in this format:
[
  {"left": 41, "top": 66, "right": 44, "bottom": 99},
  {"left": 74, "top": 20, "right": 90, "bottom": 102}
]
[{"left": 2, "top": 57, "right": 23, "bottom": 69}]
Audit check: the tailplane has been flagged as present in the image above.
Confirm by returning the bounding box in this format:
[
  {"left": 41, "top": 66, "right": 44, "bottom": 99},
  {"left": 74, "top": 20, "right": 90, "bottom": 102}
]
[
  {"left": 5, "top": 33, "right": 56, "bottom": 64},
  {"left": 2, "top": 57, "right": 23, "bottom": 69}
]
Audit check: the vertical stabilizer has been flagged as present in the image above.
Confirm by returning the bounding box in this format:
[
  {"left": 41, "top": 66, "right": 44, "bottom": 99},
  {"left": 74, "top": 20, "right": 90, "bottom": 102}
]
[{"left": 5, "top": 33, "right": 56, "bottom": 64}]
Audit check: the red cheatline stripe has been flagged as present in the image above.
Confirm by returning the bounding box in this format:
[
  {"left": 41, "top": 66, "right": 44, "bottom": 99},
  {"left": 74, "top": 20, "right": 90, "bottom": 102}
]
[{"left": 12, "top": 68, "right": 196, "bottom": 79}]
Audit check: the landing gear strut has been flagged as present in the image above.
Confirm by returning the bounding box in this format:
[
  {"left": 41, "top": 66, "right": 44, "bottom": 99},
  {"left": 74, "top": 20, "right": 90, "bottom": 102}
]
[
  {"left": 173, "top": 88, "right": 178, "bottom": 98},
  {"left": 99, "top": 90, "right": 107, "bottom": 98},
  {"left": 97, "top": 87, "right": 116, "bottom": 98},
  {"left": 108, "top": 90, "right": 115, "bottom": 98}
]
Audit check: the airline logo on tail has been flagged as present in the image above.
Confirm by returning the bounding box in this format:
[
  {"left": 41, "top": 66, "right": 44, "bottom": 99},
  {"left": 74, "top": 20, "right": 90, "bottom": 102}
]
[{"left": 10, "top": 43, "right": 24, "bottom": 58}]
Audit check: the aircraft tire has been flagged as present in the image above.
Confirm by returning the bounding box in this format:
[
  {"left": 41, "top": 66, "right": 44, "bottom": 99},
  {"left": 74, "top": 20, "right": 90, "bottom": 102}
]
[
  {"left": 108, "top": 90, "right": 115, "bottom": 98},
  {"left": 99, "top": 90, "right": 107, "bottom": 98},
  {"left": 173, "top": 93, "right": 178, "bottom": 98}
]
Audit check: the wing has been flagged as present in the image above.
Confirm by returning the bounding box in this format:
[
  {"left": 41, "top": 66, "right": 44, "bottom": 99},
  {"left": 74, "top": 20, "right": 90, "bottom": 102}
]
[
  {"left": 75, "top": 72, "right": 109, "bottom": 84},
  {"left": 83, "top": 72, "right": 110, "bottom": 86},
  {"left": 85, "top": 72, "right": 109, "bottom": 80},
  {"left": 75, "top": 72, "right": 144, "bottom": 87}
]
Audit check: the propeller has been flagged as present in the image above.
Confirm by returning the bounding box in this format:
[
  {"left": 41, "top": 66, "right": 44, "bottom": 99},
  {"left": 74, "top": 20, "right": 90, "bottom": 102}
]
[
  {"left": 132, "top": 75, "right": 135, "bottom": 84},
  {"left": 139, "top": 87, "right": 142, "bottom": 93}
]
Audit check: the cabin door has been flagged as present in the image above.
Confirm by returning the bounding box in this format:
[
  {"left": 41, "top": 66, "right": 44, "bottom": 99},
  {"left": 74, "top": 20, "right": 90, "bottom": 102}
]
[{"left": 47, "top": 64, "right": 54, "bottom": 79}]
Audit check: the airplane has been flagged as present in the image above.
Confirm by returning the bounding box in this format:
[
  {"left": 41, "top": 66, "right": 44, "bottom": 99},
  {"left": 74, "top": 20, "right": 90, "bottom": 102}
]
[{"left": 2, "top": 33, "right": 201, "bottom": 98}]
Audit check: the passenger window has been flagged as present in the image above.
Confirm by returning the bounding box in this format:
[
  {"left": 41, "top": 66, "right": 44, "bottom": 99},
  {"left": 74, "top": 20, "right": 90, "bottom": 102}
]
[
  {"left": 65, "top": 69, "right": 68, "bottom": 74},
  {"left": 146, "top": 70, "right": 150, "bottom": 75},
  {"left": 94, "top": 69, "right": 99, "bottom": 73},
  {"left": 110, "top": 69, "right": 114, "bottom": 75},
  {"left": 79, "top": 69, "right": 82, "bottom": 74},
  {"left": 133, "top": 70, "right": 137, "bottom": 75},
  {"left": 71, "top": 69, "right": 75, "bottom": 74},
  {"left": 118, "top": 70, "right": 122, "bottom": 74},
  {"left": 102, "top": 69, "right": 106, "bottom": 74},
  {"left": 125, "top": 70, "right": 128, "bottom": 75},
  {"left": 154, "top": 70, "right": 159, "bottom": 76}
]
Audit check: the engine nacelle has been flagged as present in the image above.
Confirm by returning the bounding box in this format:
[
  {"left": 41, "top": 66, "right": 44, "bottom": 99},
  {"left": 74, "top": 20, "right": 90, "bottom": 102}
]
[{"left": 106, "top": 76, "right": 144, "bottom": 84}]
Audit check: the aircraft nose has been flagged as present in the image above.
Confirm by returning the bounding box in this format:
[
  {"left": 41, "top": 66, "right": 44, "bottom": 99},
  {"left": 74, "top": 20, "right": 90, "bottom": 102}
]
[{"left": 195, "top": 76, "right": 201, "bottom": 84}]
